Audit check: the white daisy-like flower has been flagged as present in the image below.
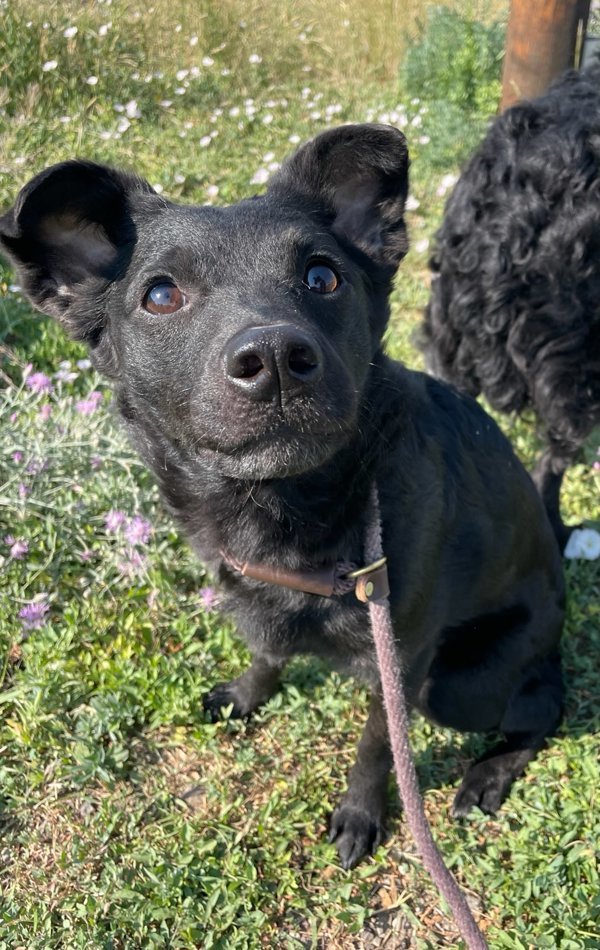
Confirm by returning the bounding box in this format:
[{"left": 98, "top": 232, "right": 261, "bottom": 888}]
[
  {"left": 42, "top": 60, "right": 58, "bottom": 72},
  {"left": 405, "top": 195, "right": 420, "bottom": 211},
  {"left": 414, "top": 238, "right": 430, "bottom": 254},
  {"left": 86, "top": 76, "right": 98, "bottom": 86},
  {"left": 251, "top": 168, "right": 270, "bottom": 185},
  {"left": 437, "top": 173, "right": 459, "bottom": 197},
  {"left": 63, "top": 26, "right": 78, "bottom": 39},
  {"left": 202, "top": 56, "right": 214, "bottom": 67},
  {"left": 564, "top": 528, "right": 600, "bottom": 560},
  {"left": 199, "top": 135, "right": 212, "bottom": 147},
  {"left": 248, "top": 53, "right": 262, "bottom": 64}
]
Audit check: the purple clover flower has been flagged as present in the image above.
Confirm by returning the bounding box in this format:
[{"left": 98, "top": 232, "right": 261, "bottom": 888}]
[
  {"left": 37, "top": 403, "right": 53, "bottom": 422},
  {"left": 75, "top": 391, "right": 103, "bottom": 415},
  {"left": 90, "top": 455, "right": 102, "bottom": 470},
  {"left": 199, "top": 587, "right": 219, "bottom": 612},
  {"left": 104, "top": 509, "right": 127, "bottom": 533},
  {"left": 6, "top": 536, "right": 29, "bottom": 559},
  {"left": 12, "top": 451, "right": 23, "bottom": 464},
  {"left": 18, "top": 483, "right": 29, "bottom": 500},
  {"left": 124, "top": 515, "right": 153, "bottom": 546},
  {"left": 19, "top": 596, "right": 50, "bottom": 630},
  {"left": 26, "top": 372, "right": 54, "bottom": 396}
]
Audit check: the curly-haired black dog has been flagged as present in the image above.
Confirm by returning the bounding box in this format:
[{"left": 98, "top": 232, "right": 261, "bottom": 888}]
[
  {"left": 0, "top": 125, "right": 565, "bottom": 869},
  {"left": 422, "top": 64, "right": 600, "bottom": 550}
]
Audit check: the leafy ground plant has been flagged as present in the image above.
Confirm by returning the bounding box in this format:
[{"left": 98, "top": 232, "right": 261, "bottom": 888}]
[{"left": 1, "top": 1, "right": 599, "bottom": 948}]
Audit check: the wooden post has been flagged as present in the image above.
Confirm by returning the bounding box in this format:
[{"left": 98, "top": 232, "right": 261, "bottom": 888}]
[{"left": 501, "top": 0, "right": 592, "bottom": 110}]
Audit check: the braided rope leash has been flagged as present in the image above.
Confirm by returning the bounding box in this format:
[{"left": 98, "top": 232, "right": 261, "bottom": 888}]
[{"left": 365, "top": 483, "right": 489, "bottom": 950}]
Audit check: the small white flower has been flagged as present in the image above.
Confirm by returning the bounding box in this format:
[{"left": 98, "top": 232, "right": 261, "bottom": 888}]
[
  {"left": 98, "top": 22, "right": 111, "bottom": 36},
  {"left": 419, "top": 135, "right": 431, "bottom": 145},
  {"left": 99, "top": 130, "right": 113, "bottom": 140},
  {"left": 176, "top": 69, "right": 189, "bottom": 81},
  {"left": 199, "top": 135, "right": 212, "bottom": 147},
  {"left": 288, "top": 134, "right": 300, "bottom": 144},
  {"left": 405, "top": 195, "right": 420, "bottom": 211},
  {"left": 153, "top": 183, "right": 164, "bottom": 194},
  {"left": 86, "top": 75, "right": 98, "bottom": 86},
  {"left": 59, "top": 116, "right": 71, "bottom": 124},
  {"left": 229, "top": 106, "right": 240, "bottom": 117},
  {"left": 116, "top": 117, "right": 131, "bottom": 133},
  {"left": 76, "top": 358, "right": 92, "bottom": 370},
  {"left": 248, "top": 53, "right": 262, "bottom": 64},
  {"left": 564, "top": 528, "right": 600, "bottom": 560},
  {"left": 125, "top": 99, "right": 140, "bottom": 118},
  {"left": 63, "top": 26, "right": 78, "bottom": 39},
  {"left": 411, "top": 115, "right": 423, "bottom": 128},
  {"left": 251, "top": 168, "right": 270, "bottom": 185},
  {"left": 262, "top": 113, "right": 273, "bottom": 125},
  {"left": 175, "top": 87, "right": 186, "bottom": 95},
  {"left": 437, "top": 173, "right": 459, "bottom": 197},
  {"left": 221, "top": 68, "right": 231, "bottom": 76},
  {"left": 42, "top": 60, "right": 58, "bottom": 72},
  {"left": 202, "top": 56, "right": 214, "bottom": 67},
  {"left": 414, "top": 238, "right": 430, "bottom": 254},
  {"left": 262, "top": 151, "right": 275, "bottom": 162},
  {"left": 189, "top": 35, "right": 198, "bottom": 46},
  {"left": 206, "top": 184, "right": 219, "bottom": 199},
  {"left": 173, "top": 173, "right": 185, "bottom": 184},
  {"left": 160, "top": 100, "right": 173, "bottom": 109}
]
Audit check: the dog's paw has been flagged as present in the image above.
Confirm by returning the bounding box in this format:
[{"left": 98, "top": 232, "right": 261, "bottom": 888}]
[
  {"left": 451, "top": 761, "right": 512, "bottom": 818},
  {"left": 328, "top": 805, "right": 384, "bottom": 869},
  {"left": 202, "top": 682, "right": 251, "bottom": 721}
]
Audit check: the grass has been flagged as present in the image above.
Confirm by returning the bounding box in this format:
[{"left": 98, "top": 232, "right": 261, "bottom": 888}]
[{"left": 1, "top": 1, "right": 599, "bottom": 947}]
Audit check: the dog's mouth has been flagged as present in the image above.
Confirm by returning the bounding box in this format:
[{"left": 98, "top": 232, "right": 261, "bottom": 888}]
[{"left": 196, "top": 417, "right": 353, "bottom": 479}]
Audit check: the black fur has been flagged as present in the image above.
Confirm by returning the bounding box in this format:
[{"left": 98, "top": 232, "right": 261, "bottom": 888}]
[
  {"left": 0, "top": 125, "right": 565, "bottom": 869},
  {"left": 422, "top": 65, "right": 600, "bottom": 550}
]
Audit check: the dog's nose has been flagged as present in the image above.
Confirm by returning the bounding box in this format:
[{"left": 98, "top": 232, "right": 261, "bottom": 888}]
[{"left": 224, "top": 325, "right": 323, "bottom": 399}]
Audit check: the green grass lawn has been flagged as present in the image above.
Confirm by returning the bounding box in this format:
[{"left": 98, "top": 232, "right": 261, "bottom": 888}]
[{"left": 1, "top": 2, "right": 599, "bottom": 948}]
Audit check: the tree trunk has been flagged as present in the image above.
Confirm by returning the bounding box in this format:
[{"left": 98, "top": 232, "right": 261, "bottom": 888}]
[{"left": 501, "top": 0, "right": 591, "bottom": 110}]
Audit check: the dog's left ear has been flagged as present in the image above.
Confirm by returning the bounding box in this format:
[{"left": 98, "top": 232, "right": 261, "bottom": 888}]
[{"left": 269, "top": 124, "right": 409, "bottom": 269}]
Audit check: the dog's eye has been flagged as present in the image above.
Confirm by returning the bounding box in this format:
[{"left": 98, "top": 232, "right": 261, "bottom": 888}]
[
  {"left": 304, "top": 261, "right": 340, "bottom": 294},
  {"left": 143, "top": 281, "right": 187, "bottom": 314}
]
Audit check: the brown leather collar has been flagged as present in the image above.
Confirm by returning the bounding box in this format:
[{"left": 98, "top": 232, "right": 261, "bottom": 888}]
[{"left": 220, "top": 550, "right": 389, "bottom": 603}]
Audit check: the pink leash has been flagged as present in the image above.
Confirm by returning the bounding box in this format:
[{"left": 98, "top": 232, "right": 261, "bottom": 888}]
[{"left": 365, "top": 483, "right": 489, "bottom": 949}]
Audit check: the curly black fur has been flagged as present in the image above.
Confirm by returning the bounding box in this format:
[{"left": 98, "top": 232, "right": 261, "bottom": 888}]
[{"left": 422, "top": 64, "right": 600, "bottom": 549}]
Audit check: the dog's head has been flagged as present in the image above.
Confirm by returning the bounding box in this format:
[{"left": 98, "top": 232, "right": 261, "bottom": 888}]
[{"left": 0, "top": 124, "right": 409, "bottom": 479}]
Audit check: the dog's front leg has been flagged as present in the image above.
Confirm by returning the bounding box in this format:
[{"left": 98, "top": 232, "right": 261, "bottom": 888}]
[
  {"left": 329, "top": 691, "right": 392, "bottom": 869},
  {"left": 203, "top": 653, "right": 285, "bottom": 721}
]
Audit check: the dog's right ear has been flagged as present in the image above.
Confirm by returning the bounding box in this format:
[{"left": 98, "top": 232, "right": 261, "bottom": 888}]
[
  {"left": 268, "top": 124, "right": 410, "bottom": 271},
  {"left": 0, "top": 161, "right": 154, "bottom": 370}
]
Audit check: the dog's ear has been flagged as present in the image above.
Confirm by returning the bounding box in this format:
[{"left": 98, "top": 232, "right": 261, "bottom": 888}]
[
  {"left": 269, "top": 124, "right": 409, "bottom": 269},
  {"left": 0, "top": 160, "right": 154, "bottom": 370}
]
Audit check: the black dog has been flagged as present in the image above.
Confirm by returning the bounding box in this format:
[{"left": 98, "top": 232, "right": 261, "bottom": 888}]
[
  {"left": 0, "top": 125, "right": 565, "bottom": 869},
  {"left": 422, "top": 64, "right": 600, "bottom": 551}
]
